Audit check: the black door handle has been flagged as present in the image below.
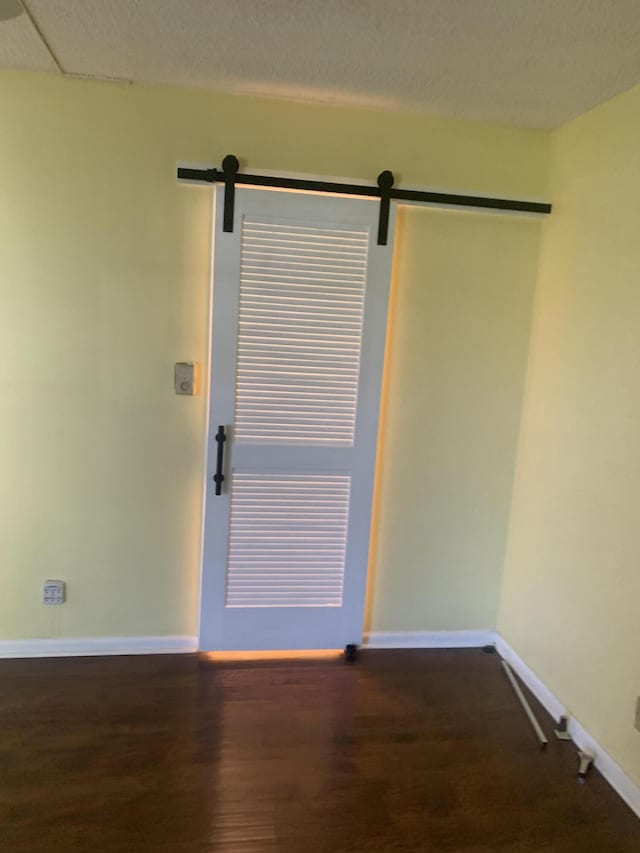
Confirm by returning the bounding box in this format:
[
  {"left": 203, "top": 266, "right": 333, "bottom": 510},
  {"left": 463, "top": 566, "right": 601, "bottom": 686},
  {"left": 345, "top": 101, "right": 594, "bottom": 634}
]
[{"left": 213, "top": 425, "right": 226, "bottom": 495}]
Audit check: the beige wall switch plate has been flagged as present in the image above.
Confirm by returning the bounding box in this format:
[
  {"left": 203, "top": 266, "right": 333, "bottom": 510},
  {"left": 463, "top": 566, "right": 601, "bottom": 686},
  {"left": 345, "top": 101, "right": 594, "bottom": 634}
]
[{"left": 175, "top": 362, "right": 199, "bottom": 395}]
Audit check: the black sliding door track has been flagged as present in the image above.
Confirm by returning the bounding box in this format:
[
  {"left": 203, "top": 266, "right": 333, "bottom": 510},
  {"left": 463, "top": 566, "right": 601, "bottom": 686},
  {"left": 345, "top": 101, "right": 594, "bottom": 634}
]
[{"left": 177, "top": 154, "right": 551, "bottom": 246}]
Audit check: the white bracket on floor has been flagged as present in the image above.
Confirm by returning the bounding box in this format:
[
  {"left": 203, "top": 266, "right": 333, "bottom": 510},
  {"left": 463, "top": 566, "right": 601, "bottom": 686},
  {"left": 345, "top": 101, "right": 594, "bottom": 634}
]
[
  {"left": 554, "top": 715, "right": 573, "bottom": 741},
  {"left": 577, "top": 751, "right": 594, "bottom": 782}
]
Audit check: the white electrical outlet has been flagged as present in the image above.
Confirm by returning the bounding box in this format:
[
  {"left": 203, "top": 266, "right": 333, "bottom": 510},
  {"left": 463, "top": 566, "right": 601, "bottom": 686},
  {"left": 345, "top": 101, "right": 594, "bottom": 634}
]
[{"left": 43, "top": 580, "right": 65, "bottom": 605}]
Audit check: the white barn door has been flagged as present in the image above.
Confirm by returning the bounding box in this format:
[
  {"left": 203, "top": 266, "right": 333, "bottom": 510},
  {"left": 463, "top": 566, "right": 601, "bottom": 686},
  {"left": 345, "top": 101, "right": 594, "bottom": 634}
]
[{"left": 199, "top": 187, "right": 395, "bottom": 651}]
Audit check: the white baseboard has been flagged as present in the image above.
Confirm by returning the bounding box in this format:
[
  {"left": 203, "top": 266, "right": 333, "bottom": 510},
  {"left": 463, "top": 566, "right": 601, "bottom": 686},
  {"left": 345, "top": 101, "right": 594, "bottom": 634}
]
[
  {"left": 0, "top": 635, "right": 198, "bottom": 659},
  {"left": 363, "top": 630, "right": 497, "bottom": 649},
  {"left": 0, "top": 631, "right": 493, "bottom": 657},
  {"left": 495, "top": 635, "right": 640, "bottom": 819}
]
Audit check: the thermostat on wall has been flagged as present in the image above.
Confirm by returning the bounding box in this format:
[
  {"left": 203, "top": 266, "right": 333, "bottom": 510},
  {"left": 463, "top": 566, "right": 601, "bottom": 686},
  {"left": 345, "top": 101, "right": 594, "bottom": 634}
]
[{"left": 175, "top": 362, "right": 199, "bottom": 396}]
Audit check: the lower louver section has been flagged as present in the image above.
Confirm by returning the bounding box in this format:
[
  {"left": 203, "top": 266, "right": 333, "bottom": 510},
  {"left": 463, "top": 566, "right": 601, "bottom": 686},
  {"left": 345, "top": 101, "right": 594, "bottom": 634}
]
[{"left": 226, "top": 472, "right": 351, "bottom": 607}]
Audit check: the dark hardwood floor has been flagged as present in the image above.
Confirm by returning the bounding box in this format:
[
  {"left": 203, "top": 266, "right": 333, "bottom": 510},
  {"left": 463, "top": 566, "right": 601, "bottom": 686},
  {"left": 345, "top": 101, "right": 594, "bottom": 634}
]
[{"left": 0, "top": 649, "right": 638, "bottom": 852}]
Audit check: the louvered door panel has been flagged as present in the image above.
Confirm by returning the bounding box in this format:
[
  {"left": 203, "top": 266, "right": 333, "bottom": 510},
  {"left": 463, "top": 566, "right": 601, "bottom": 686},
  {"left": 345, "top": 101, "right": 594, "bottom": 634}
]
[
  {"left": 226, "top": 473, "right": 350, "bottom": 607},
  {"left": 200, "top": 188, "right": 395, "bottom": 652},
  {"left": 234, "top": 219, "right": 369, "bottom": 446}
]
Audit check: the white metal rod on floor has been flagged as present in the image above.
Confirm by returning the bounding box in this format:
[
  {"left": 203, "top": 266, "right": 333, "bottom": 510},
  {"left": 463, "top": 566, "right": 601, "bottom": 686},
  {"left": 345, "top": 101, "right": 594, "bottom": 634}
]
[{"left": 501, "top": 660, "right": 548, "bottom": 749}]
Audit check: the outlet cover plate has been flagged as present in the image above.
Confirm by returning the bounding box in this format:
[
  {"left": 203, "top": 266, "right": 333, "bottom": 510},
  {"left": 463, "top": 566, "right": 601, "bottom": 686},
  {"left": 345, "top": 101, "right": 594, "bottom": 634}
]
[{"left": 43, "top": 580, "right": 65, "bottom": 605}]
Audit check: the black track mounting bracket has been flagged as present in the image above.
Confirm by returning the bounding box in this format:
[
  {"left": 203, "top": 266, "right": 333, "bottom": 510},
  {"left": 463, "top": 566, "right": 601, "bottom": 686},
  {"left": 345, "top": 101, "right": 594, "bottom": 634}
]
[
  {"left": 222, "top": 154, "right": 240, "bottom": 233},
  {"left": 376, "top": 170, "right": 394, "bottom": 246}
]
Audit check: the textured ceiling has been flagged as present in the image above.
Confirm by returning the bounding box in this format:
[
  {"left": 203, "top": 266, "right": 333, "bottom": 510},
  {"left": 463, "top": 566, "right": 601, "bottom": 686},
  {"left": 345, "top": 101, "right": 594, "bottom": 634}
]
[{"left": 2, "top": 0, "right": 640, "bottom": 128}]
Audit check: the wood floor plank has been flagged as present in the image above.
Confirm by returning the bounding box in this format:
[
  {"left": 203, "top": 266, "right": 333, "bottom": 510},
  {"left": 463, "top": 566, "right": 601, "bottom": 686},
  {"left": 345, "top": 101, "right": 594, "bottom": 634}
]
[{"left": 0, "top": 649, "right": 638, "bottom": 851}]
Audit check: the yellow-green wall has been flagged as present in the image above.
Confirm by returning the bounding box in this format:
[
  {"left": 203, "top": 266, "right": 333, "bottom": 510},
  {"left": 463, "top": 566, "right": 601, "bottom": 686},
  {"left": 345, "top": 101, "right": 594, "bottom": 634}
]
[
  {"left": 498, "top": 83, "right": 640, "bottom": 786},
  {"left": 368, "top": 206, "right": 542, "bottom": 630},
  {"left": 0, "top": 70, "right": 548, "bottom": 640}
]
